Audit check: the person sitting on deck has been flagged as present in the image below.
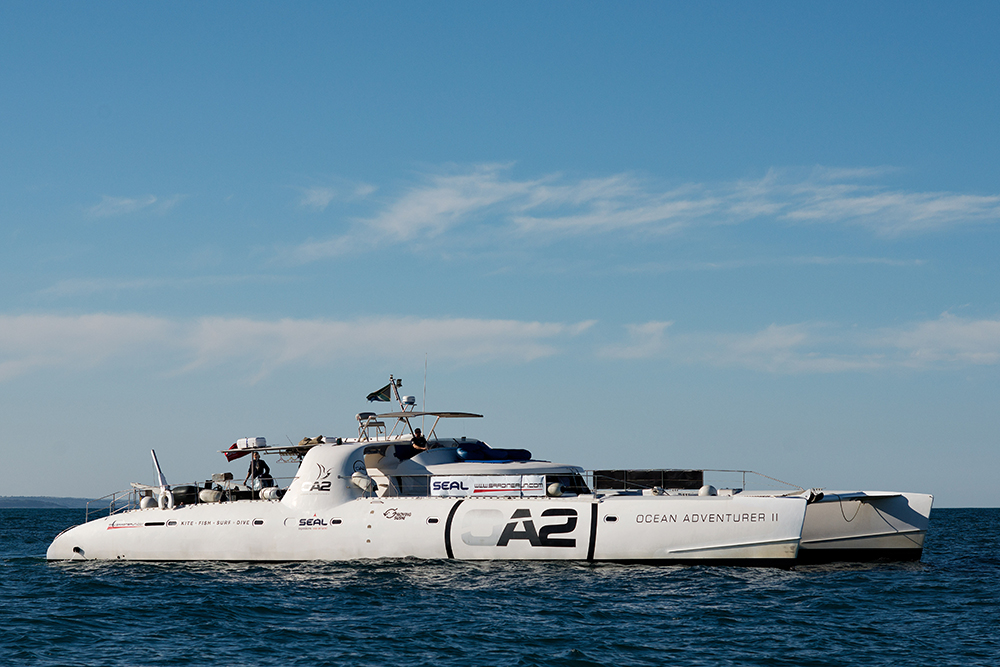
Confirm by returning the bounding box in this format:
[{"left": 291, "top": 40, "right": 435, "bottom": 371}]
[{"left": 397, "top": 428, "right": 428, "bottom": 462}]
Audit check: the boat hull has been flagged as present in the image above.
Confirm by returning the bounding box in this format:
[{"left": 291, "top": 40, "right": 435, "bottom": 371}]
[
  {"left": 797, "top": 491, "right": 933, "bottom": 563},
  {"left": 47, "top": 493, "right": 807, "bottom": 565}
]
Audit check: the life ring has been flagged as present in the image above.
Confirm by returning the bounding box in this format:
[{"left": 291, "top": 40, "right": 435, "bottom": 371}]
[{"left": 158, "top": 489, "right": 175, "bottom": 510}]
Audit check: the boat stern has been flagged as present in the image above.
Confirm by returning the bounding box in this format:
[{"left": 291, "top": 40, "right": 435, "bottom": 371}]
[{"left": 798, "top": 491, "right": 934, "bottom": 563}]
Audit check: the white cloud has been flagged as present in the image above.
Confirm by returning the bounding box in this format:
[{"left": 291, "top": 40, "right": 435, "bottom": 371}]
[
  {"left": 87, "top": 194, "right": 185, "bottom": 218},
  {"left": 287, "top": 164, "right": 1000, "bottom": 260},
  {"left": 888, "top": 313, "right": 1000, "bottom": 366},
  {"left": 0, "top": 314, "right": 176, "bottom": 380},
  {"left": 601, "top": 321, "right": 673, "bottom": 359},
  {"left": 622, "top": 255, "right": 925, "bottom": 274},
  {"left": 601, "top": 314, "right": 1000, "bottom": 373},
  {"left": 182, "top": 317, "right": 595, "bottom": 381},
  {"left": 780, "top": 187, "right": 1000, "bottom": 235},
  {"left": 38, "top": 275, "right": 290, "bottom": 298},
  {"left": 362, "top": 164, "right": 540, "bottom": 241},
  {"left": 296, "top": 181, "right": 376, "bottom": 211},
  {"left": 298, "top": 186, "right": 337, "bottom": 211},
  {"left": 0, "top": 314, "right": 595, "bottom": 383},
  {"left": 4, "top": 312, "right": 996, "bottom": 381}
]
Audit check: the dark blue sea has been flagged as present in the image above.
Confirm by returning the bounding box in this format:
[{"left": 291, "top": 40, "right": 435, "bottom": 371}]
[{"left": 1, "top": 508, "right": 998, "bottom": 666}]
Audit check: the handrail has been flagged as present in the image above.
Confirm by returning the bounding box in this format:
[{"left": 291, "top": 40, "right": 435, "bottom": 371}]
[
  {"left": 83, "top": 469, "right": 805, "bottom": 515},
  {"left": 365, "top": 468, "right": 804, "bottom": 497},
  {"left": 85, "top": 489, "right": 137, "bottom": 522},
  {"left": 87, "top": 476, "right": 299, "bottom": 518}
]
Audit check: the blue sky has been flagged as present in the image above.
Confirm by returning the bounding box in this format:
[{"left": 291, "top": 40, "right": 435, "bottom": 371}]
[{"left": 2, "top": 2, "right": 998, "bottom": 506}]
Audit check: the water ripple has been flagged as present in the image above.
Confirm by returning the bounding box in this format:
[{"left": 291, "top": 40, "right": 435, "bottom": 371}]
[{"left": 1, "top": 508, "right": 998, "bottom": 666}]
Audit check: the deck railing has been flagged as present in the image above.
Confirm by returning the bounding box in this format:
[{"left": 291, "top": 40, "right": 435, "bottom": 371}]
[
  {"left": 85, "top": 489, "right": 139, "bottom": 522},
  {"left": 87, "top": 469, "right": 804, "bottom": 515}
]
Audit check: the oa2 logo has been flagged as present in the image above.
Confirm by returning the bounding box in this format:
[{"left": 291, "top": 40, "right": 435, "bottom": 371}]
[
  {"left": 304, "top": 462, "right": 334, "bottom": 492},
  {"left": 498, "top": 508, "right": 578, "bottom": 548}
]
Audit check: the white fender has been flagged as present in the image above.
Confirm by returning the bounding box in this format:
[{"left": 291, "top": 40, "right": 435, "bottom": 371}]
[
  {"left": 351, "top": 471, "right": 375, "bottom": 492},
  {"left": 158, "top": 489, "right": 175, "bottom": 510}
]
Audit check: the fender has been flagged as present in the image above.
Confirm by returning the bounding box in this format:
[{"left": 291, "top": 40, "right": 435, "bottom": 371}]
[{"left": 158, "top": 489, "right": 175, "bottom": 510}]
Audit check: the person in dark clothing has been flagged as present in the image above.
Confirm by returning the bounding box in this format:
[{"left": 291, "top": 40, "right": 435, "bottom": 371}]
[
  {"left": 397, "top": 428, "right": 428, "bottom": 462},
  {"left": 411, "top": 428, "right": 427, "bottom": 452},
  {"left": 245, "top": 451, "right": 273, "bottom": 494}
]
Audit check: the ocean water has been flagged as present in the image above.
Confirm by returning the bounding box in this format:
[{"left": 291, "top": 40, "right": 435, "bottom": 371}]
[{"left": 1, "top": 508, "right": 998, "bottom": 667}]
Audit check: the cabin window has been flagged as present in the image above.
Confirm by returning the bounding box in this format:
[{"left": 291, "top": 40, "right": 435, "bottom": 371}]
[{"left": 397, "top": 475, "right": 431, "bottom": 497}]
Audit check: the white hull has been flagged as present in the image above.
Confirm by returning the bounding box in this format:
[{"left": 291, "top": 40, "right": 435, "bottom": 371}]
[
  {"left": 48, "top": 442, "right": 807, "bottom": 565},
  {"left": 46, "top": 386, "right": 932, "bottom": 566},
  {"left": 797, "top": 491, "right": 932, "bottom": 562}
]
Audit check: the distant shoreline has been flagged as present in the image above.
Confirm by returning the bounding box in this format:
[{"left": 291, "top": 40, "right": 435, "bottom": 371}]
[{"left": 0, "top": 497, "right": 94, "bottom": 509}]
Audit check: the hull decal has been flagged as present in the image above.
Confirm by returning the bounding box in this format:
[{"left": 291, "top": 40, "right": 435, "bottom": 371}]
[
  {"left": 444, "top": 498, "right": 465, "bottom": 559},
  {"left": 586, "top": 502, "right": 598, "bottom": 561}
]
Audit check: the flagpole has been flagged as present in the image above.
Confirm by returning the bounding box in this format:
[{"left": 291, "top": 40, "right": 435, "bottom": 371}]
[{"left": 389, "top": 374, "right": 402, "bottom": 408}]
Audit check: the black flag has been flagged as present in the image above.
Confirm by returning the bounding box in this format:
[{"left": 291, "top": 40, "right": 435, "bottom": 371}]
[{"left": 366, "top": 383, "right": 392, "bottom": 402}]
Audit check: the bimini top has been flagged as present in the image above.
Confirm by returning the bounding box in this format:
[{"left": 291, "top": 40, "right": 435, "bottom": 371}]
[
  {"left": 355, "top": 410, "right": 483, "bottom": 442},
  {"left": 375, "top": 411, "right": 482, "bottom": 419}
]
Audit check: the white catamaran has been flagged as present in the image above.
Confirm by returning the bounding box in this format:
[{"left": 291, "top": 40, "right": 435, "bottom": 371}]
[{"left": 47, "top": 376, "right": 931, "bottom": 565}]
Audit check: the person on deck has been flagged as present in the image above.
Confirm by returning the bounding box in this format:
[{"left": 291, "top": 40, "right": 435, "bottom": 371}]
[
  {"left": 244, "top": 451, "right": 273, "bottom": 496},
  {"left": 411, "top": 428, "right": 427, "bottom": 452},
  {"left": 397, "top": 428, "right": 428, "bottom": 462}
]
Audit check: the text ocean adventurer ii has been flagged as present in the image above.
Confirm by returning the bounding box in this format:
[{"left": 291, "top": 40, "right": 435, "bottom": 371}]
[{"left": 47, "top": 376, "right": 932, "bottom": 565}]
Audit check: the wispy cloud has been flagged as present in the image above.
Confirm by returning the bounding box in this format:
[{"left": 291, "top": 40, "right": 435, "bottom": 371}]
[
  {"left": 3, "top": 311, "right": 995, "bottom": 381},
  {"left": 38, "top": 275, "right": 292, "bottom": 298},
  {"left": 0, "top": 314, "right": 595, "bottom": 383},
  {"left": 295, "top": 180, "right": 376, "bottom": 211},
  {"left": 601, "top": 313, "right": 1000, "bottom": 373},
  {"left": 361, "top": 164, "right": 539, "bottom": 241},
  {"left": 0, "top": 314, "right": 176, "bottom": 381},
  {"left": 287, "top": 164, "right": 1000, "bottom": 260},
  {"left": 622, "top": 256, "right": 925, "bottom": 274},
  {"left": 298, "top": 186, "right": 337, "bottom": 211},
  {"left": 889, "top": 313, "right": 1000, "bottom": 366},
  {"left": 87, "top": 194, "right": 185, "bottom": 218},
  {"left": 778, "top": 186, "right": 1000, "bottom": 235},
  {"left": 601, "top": 321, "right": 673, "bottom": 360}
]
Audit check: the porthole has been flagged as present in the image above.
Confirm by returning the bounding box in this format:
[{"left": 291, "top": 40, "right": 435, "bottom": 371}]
[
  {"left": 604, "top": 515, "right": 618, "bottom": 523},
  {"left": 427, "top": 517, "right": 439, "bottom": 524}
]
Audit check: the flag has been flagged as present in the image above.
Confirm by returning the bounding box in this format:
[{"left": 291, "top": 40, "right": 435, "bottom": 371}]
[
  {"left": 224, "top": 443, "right": 251, "bottom": 462},
  {"left": 366, "top": 383, "right": 392, "bottom": 402}
]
